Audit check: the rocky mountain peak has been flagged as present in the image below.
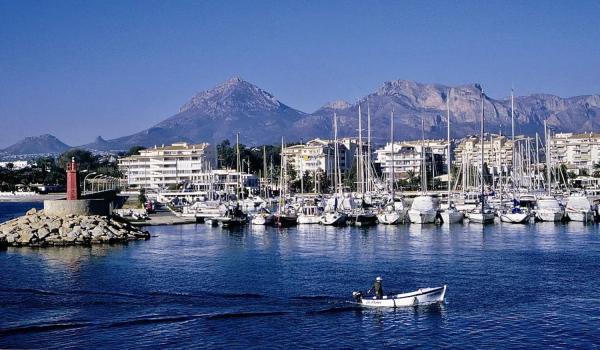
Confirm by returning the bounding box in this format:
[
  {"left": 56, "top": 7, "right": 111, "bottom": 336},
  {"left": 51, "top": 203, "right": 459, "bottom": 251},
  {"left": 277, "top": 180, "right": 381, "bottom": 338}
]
[
  {"left": 179, "top": 77, "right": 283, "bottom": 113},
  {"left": 323, "top": 100, "right": 352, "bottom": 110}
]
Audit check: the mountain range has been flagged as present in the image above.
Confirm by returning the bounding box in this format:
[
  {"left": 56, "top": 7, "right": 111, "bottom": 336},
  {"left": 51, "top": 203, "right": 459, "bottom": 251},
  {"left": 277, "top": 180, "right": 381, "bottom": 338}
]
[{"left": 3, "top": 77, "right": 600, "bottom": 155}]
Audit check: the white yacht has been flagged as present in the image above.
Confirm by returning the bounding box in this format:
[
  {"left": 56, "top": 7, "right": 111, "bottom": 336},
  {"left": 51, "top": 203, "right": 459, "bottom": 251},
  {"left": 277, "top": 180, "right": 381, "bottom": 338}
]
[
  {"left": 408, "top": 195, "right": 438, "bottom": 224},
  {"left": 565, "top": 194, "right": 594, "bottom": 222},
  {"left": 535, "top": 196, "right": 564, "bottom": 222}
]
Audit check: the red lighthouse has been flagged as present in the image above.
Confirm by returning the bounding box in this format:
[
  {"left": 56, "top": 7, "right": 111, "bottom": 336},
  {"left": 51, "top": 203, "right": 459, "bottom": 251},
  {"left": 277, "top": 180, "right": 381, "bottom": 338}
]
[{"left": 66, "top": 157, "right": 80, "bottom": 200}]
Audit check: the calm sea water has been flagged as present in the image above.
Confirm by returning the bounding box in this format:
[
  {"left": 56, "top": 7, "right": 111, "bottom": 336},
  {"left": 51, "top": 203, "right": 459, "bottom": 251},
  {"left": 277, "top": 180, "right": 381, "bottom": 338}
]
[{"left": 1, "top": 202, "right": 600, "bottom": 349}]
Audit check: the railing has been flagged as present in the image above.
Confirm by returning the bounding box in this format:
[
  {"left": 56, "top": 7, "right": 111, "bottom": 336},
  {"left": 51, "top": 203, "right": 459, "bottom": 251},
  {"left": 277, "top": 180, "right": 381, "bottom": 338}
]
[{"left": 83, "top": 173, "right": 121, "bottom": 195}]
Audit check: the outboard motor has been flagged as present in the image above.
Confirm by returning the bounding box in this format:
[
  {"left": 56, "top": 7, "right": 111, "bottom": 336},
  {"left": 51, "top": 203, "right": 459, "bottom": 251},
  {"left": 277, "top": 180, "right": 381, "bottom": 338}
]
[{"left": 352, "top": 291, "right": 363, "bottom": 302}]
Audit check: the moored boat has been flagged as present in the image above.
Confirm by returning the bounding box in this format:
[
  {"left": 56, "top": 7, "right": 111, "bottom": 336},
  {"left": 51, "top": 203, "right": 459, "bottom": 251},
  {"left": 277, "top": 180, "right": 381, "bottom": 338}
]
[
  {"left": 408, "top": 195, "right": 438, "bottom": 224},
  {"left": 535, "top": 196, "right": 564, "bottom": 222},
  {"left": 565, "top": 194, "right": 594, "bottom": 222},
  {"left": 321, "top": 211, "right": 347, "bottom": 226}
]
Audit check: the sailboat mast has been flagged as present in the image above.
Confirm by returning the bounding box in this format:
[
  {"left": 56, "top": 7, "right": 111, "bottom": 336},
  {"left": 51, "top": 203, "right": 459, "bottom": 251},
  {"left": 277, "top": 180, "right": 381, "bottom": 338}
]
[
  {"left": 446, "top": 92, "right": 451, "bottom": 206},
  {"left": 545, "top": 120, "right": 551, "bottom": 195},
  {"left": 358, "top": 104, "right": 363, "bottom": 194},
  {"left": 390, "top": 109, "right": 395, "bottom": 200},
  {"left": 421, "top": 119, "right": 427, "bottom": 193},
  {"left": 333, "top": 113, "right": 339, "bottom": 194},
  {"left": 367, "top": 101, "right": 372, "bottom": 193},
  {"left": 263, "top": 145, "right": 267, "bottom": 197},
  {"left": 480, "top": 90, "right": 486, "bottom": 212},
  {"left": 279, "top": 137, "right": 285, "bottom": 215},
  {"left": 236, "top": 132, "right": 241, "bottom": 199},
  {"left": 511, "top": 88, "right": 515, "bottom": 188}
]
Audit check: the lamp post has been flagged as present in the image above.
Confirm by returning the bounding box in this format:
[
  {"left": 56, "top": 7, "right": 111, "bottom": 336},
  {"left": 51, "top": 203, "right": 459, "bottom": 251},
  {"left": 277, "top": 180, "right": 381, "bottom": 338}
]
[{"left": 83, "top": 172, "right": 97, "bottom": 194}]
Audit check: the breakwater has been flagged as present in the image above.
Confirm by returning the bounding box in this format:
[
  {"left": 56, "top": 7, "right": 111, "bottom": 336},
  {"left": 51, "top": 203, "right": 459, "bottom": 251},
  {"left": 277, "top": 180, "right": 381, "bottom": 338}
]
[{"left": 0, "top": 208, "right": 149, "bottom": 247}]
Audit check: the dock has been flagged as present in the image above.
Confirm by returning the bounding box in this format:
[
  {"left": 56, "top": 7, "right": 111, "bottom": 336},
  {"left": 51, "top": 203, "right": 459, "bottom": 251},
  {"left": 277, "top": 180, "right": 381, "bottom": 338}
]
[{"left": 131, "top": 208, "right": 199, "bottom": 227}]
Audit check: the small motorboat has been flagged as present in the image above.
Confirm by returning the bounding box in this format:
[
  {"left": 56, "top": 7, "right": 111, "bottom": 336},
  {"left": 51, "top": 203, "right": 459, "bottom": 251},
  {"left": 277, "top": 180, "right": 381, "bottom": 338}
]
[{"left": 352, "top": 285, "right": 447, "bottom": 308}]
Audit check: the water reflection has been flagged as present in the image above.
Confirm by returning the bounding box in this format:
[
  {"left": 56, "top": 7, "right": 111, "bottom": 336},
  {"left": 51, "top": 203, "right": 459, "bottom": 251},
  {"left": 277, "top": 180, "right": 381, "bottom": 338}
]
[{"left": 6, "top": 244, "right": 124, "bottom": 272}]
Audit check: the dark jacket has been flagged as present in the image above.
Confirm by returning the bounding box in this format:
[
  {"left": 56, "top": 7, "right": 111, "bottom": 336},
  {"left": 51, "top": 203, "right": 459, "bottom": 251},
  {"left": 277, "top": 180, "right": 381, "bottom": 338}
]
[{"left": 370, "top": 280, "right": 383, "bottom": 299}]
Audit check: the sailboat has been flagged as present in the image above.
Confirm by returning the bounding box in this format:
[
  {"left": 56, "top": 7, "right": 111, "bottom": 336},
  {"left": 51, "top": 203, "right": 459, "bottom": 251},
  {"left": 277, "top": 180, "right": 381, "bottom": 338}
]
[
  {"left": 349, "top": 104, "right": 377, "bottom": 227},
  {"left": 534, "top": 121, "right": 565, "bottom": 222},
  {"left": 439, "top": 91, "right": 464, "bottom": 224},
  {"left": 467, "top": 89, "right": 495, "bottom": 224},
  {"left": 408, "top": 119, "right": 438, "bottom": 224},
  {"left": 322, "top": 112, "right": 348, "bottom": 226},
  {"left": 274, "top": 137, "right": 298, "bottom": 227},
  {"left": 499, "top": 90, "right": 530, "bottom": 224},
  {"left": 378, "top": 109, "right": 408, "bottom": 225}
]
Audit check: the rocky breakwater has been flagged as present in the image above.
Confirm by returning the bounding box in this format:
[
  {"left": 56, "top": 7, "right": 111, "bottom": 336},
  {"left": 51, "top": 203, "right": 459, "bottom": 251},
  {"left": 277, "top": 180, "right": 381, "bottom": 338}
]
[{"left": 0, "top": 208, "right": 150, "bottom": 247}]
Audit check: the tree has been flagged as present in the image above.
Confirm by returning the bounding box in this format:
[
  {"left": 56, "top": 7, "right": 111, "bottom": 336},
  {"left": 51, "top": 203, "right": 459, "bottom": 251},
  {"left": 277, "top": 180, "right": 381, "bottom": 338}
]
[
  {"left": 58, "top": 149, "right": 98, "bottom": 171},
  {"left": 125, "top": 146, "right": 146, "bottom": 156}
]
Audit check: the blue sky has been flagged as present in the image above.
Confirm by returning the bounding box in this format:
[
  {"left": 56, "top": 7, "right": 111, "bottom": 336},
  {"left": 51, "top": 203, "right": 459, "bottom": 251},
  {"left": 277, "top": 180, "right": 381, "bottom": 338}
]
[{"left": 1, "top": 0, "right": 599, "bottom": 147}]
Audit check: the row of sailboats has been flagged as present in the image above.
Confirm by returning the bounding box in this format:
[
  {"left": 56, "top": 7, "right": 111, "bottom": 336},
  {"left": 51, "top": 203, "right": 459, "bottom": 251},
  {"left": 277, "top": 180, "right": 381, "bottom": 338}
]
[{"left": 186, "top": 86, "right": 595, "bottom": 227}]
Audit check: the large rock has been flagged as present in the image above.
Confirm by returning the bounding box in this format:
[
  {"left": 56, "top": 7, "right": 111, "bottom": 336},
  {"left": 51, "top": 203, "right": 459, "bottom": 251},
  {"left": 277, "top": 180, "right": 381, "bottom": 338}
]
[
  {"left": 26, "top": 208, "right": 37, "bottom": 216},
  {"left": 18, "top": 230, "right": 35, "bottom": 244}
]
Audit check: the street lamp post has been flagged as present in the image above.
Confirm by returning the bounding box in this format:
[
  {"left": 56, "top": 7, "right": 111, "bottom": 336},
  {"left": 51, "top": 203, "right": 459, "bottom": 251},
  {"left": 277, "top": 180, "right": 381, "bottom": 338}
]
[{"left": 83, "top": 172, "right": 97, "bottom": 194}]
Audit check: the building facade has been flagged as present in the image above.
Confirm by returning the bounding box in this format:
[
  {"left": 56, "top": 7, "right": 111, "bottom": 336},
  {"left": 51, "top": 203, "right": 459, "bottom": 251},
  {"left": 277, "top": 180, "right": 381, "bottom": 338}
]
[
  {"left": 281, "top": 138, "right": 362, "bottom": 177},
  {"left": 374, "top": 141, "right": 445, "bottom": 179},
  {"left": 550, "top": 132, "right": 600, "bottom": 174},
  {"left": 118, "top": 142, "right": 216, "bottom": 189},
  {"left": 454, "top": 134, "right": 516, "bottom": 173}
]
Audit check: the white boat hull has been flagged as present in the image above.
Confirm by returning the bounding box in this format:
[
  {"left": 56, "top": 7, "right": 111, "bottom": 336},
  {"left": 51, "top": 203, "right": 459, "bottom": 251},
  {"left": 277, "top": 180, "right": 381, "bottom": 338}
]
[
  {"left": 535, "top": 210, "right": 564, "bottom": 222},
  {"left": 439, "top": 210, "right": 464, "bottom": 224},
  {"left": 354, "top": 285, "right": 447, "bottom": 308},
  {"left": 251, "top": 214, "right": 273, "bottom": 225},
  {"left": 567, "top": 210, "right": 594, "bottom": 222},
  {"left": 468, "top": 212, "right": 495, "bottom": 224},
  {"left": 297, "top": 215, "right": 322, "bottom": 224},
  {"left": 377, "top": 211, "right": 405, "bottom": 225},
  {"left": 407, "top": 209, "right": 437, "bottom": 224},
  {"left": 500, "top": 212, "right": 530, "bottom": 224}
]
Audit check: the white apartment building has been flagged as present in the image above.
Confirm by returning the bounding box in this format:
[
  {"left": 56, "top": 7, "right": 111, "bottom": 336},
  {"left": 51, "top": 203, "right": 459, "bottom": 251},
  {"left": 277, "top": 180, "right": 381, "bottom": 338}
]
[
  {"left": 454, "top": 134, "right": 515, "bottom": 172},
  {"left": 118, "top": 142, "right": 216, "bottom": 189},
  {"left": 374, "top": 141, "right": 443, "bottom": 179},
  {"left": 281, "top": 138, "right": 361, "bottom": 177},
  {"left": 550, "top": 132, "right": 600, "bottom": 173}
]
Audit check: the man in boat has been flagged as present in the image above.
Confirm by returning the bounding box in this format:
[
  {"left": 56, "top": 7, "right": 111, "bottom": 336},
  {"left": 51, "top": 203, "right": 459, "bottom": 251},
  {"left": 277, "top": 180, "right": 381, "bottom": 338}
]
[{"left": 368, "top": 276, "right": 383, "bottom": 299}]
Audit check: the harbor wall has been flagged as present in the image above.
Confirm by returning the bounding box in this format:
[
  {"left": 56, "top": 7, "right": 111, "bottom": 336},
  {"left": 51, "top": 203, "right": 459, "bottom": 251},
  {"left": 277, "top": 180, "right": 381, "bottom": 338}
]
[{"left": 44, "top": 199, "right": 109, "bottom": 216}]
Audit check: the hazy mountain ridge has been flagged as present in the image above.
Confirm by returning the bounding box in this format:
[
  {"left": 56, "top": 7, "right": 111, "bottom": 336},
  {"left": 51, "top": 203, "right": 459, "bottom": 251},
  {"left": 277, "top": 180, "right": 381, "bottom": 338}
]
[{"left": 6, "top": 77, "right": 600, "bottom": 154}]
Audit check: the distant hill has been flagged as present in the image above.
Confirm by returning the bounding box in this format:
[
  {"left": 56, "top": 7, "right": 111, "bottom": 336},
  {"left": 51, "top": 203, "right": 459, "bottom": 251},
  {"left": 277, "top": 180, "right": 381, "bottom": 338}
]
[{"left": 2, "top": 134, "right": 70, "bottom": 155}]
